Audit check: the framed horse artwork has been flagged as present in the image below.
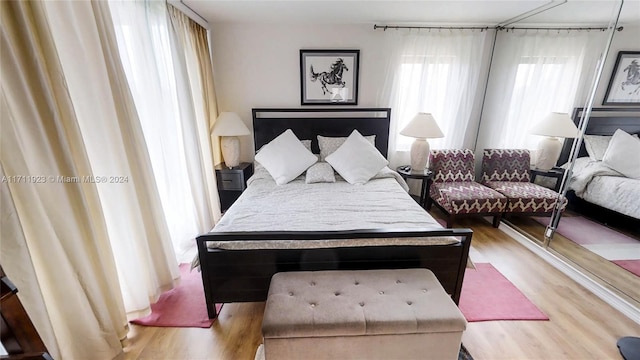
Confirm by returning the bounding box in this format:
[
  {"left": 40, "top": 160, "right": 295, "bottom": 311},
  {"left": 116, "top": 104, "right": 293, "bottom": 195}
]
[
  {"left": 603, "top": 51, "right": 640, "bottom": 105},
  {"left": 300, "top": 49, "right": 359, "bottom": 105}
]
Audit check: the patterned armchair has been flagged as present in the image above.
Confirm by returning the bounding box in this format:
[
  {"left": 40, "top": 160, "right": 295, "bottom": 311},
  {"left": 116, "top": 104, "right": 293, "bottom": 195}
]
[
  {"left": 481, "top": 149, "right": 567, "bottom": 215},
  {"left": 428, "top": 149, "right": 507, "bottom": 228}
]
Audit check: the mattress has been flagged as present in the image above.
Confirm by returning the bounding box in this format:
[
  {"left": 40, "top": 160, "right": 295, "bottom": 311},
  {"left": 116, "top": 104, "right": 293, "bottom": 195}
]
[
  {"left": 206, "top": 164, "right": 453, "bottom": 250},
  {"left": 568, "top": 157, "right": 640, "bottom": 219}
]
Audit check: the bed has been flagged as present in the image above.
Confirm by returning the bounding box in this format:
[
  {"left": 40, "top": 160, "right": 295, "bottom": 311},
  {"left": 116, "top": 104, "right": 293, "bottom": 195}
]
[
  {"left": 196, "top": 108, "right": 472, "bottom": 319},
  {"left": 557, "top": 107, "right": 640, "bottom": 226}
]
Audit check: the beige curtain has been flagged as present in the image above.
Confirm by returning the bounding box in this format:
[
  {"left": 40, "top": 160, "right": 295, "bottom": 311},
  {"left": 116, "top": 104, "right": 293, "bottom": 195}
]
[
  {"left": 168, "top": 5, "right": 223, "bottom": 166},
  {"left": 2, "top": 0, "right": 185, "bottom": 357},
  {"left": 0, "top": 1, "right": 126, "bottom": 358},
  {"left": 168, "top": 4, "right": 222, "bottom": 226}
]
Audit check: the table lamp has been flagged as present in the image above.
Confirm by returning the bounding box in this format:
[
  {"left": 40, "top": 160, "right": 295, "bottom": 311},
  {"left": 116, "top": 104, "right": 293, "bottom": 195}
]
[
  {"left": 530, "top": 112, "right": 579, "bottom": 170},
  {"left": 400, "top": 112, "right": 444, "bottom": 172},
  {"left": 212, "top": 112, "right": 250, "bottom": 168}
]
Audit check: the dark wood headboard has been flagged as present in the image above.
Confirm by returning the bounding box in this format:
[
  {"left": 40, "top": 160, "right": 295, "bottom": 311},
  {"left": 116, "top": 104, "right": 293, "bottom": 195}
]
[
  {"left": 557, "top": 107, "right": 640, "bottom": 165},
  {"left": 252, "top": 108, "right": 392, "bottom": 158}
]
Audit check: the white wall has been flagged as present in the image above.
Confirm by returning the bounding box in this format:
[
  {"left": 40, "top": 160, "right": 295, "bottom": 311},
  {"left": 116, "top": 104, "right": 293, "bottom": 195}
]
[
  {"left": 210, "top": 22, "right": 638, "bottom": 164},
  {"left": 211, "top": 23, "right": 393, "bottom": 162}
]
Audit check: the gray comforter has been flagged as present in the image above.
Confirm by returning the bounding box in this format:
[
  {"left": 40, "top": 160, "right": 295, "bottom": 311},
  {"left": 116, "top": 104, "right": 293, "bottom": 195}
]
[{"left": 214, "top": 164, "right": 442, "bottom": 232}]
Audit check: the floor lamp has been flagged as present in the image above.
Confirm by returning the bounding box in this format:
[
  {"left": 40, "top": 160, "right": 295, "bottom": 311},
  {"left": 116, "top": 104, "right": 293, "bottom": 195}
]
[
  {"left": 212, "top": 112, "right": 250, "bottom": 168},
  {"left": 400, "top": 112, "right": 444, "bottom": 172}
]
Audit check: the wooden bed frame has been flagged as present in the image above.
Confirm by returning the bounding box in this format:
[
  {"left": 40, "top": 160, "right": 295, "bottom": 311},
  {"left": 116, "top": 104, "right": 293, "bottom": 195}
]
[
  {"left": 558, "top": 107, "right": 640, "bottom": 229},
  {"left": 196, "top": 108, "right": 473, "bottom": 319}
]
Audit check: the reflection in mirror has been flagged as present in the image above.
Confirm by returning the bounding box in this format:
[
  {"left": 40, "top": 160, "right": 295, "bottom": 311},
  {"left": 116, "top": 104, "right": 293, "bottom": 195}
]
[{"left": 495, "top": 0, "right": 640, "bottom": 308}]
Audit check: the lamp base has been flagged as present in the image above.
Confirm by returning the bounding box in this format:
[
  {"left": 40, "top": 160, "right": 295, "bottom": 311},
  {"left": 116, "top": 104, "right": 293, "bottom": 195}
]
[
  {"left": 221, "top": 136, "right": 240, "bottom": 168},
  {"left": 410, "top": 138, "right": 430, "bottom": 172},
  {"left": 535, "top": 137, "right": 563, "bottom": 171}
]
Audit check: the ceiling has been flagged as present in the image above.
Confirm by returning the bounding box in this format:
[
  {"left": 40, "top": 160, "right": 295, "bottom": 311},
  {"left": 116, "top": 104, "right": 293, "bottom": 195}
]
[{"left": 182, "top": 0, "right": 640, "bottom": 27}]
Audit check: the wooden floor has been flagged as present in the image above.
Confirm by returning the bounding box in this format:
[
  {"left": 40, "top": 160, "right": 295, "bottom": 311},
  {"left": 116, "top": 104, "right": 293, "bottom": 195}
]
[
  {"left": 123, "top": 217, "right": 639, "bottom": 360},
  {"left": 507, "top": 213, "right": 640, "bottom": 308}
]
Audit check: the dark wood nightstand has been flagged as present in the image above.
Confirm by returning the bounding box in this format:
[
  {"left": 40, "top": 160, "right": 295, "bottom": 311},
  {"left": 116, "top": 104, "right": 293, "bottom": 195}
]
[
  {"left": 396, "top": 166, "right": 433, "bottom": 208},
  {"left": 530, "top": 167, "right": 565, "bottom": 192},
  {"left": 216, "top": 162, "right": 253, "bottom": 211}
]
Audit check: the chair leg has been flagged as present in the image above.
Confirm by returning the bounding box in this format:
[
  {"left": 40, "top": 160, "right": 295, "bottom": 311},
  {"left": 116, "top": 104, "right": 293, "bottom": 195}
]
[
  {"left": 447, "top": 215, "right": 454, "bottom": 228},
  {"left": 492, "top": 213, "right": 502, "bottom": 228},
  {"left": 426, "top": 196, "right": 433, "bottom": 210}
]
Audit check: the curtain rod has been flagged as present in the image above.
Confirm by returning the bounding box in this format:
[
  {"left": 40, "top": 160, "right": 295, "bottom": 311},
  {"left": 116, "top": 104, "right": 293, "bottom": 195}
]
[
  {"left": 374, "top": 25, "right": 490, "bottom": 31},
  {"left": 373, "top": 24, "right": 623, "bottom": 32},
  {"left": 497, "top": 26, "right": 623, "bottom": 31}
]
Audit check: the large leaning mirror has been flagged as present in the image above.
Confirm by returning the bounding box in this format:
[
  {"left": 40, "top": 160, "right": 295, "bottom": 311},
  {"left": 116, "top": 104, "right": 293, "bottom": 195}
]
[{"left": 496, "top": 0, "right": 640, "bottom": 308}]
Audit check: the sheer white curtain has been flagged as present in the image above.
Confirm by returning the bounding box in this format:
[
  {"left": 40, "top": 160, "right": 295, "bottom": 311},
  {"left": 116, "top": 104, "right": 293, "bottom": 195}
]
[
  {"left": 378, "top": 29, "right": 489, "bottom": 167},
  {"left": 476, "top": 30, "right": 606, "bottom": 153},
  {"left": 109, "top": 0, "right": 220, "bottom": 264},
  {"left": 42, "top": 0, "right": 179, "bottom": 319}
]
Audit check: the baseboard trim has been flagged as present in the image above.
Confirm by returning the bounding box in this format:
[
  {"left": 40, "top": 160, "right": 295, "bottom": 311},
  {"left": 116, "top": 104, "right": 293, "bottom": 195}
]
[{"left": 499, "top": 222, "right": 640, "bottom": 325}]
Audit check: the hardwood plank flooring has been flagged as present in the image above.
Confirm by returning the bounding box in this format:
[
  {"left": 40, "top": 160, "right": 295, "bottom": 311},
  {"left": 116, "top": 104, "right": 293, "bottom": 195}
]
[
  {"left": 506, "top": 214, "right": 640, "bottom": 307},
  {"left": 123, "top": 217, "right": 639, "bottom": 360}
]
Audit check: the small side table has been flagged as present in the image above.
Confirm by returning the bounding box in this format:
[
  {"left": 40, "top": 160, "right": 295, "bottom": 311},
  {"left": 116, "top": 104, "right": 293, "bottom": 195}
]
[
  {"left": 530, "top": 167, "right": 565, "bottom": 192},
  {"left": 215, "top": 162, "right": 253, "bottom": 211},
  {"left": 396, "top": 166, "right": 433, "bottom": 208}
]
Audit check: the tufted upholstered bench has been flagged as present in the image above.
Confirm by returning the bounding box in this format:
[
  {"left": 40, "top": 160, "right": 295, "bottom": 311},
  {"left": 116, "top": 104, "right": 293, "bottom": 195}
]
[{"left": 261, "top": 269, "right": 467, "bottom": 360}]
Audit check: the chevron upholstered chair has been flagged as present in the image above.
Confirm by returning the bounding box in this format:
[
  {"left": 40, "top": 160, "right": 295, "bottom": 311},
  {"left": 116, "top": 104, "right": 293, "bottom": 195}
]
[
  {"left": 427, "top": 149, "right": 507, "bottom": 228},
  {"left": 481, "top": 149, "right": 567, "bottom": 216}
]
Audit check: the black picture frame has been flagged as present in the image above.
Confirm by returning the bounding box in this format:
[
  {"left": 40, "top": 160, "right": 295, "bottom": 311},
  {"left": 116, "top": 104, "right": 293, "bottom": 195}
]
[
  {"left": 300, "top": 49, "right": 359, "bottom": 105},
  {"left": 603, "top": 51, "right": 640, "bottom": 105}
]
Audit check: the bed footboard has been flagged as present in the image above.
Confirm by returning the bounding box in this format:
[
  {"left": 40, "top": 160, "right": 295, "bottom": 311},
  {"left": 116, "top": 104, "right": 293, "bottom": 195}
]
[{"left": 196, "top": 229, "right": 472, "bottom": 319}]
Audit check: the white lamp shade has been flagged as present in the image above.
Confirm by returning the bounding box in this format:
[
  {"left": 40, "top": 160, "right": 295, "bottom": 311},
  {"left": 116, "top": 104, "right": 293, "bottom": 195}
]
[
  {"left": 212, "top": 112, "right": 250, "bottom": 136},
  {"left": 400, "top": 112, "right": 444, "bottom": 139},
  {"left": 530, "top": 112, "right": 579, "bottom": 138}
]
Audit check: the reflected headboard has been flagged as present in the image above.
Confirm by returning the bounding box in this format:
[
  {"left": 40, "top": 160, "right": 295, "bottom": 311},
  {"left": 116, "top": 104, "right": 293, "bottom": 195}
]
[
  {"left": 557, "top": 107, "right": 640, "bottom": 165},
  {"left": 251, "top": 108, "right": 392, "bottom": 157}
]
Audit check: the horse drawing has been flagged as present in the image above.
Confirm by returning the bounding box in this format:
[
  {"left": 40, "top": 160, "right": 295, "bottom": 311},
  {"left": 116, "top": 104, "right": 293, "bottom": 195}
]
[
  {"left": 310, "top": 58, "right": 348, "bottom": 95},
  {"left": 621, "top": 59, "right": 640, "bottom": 96}
]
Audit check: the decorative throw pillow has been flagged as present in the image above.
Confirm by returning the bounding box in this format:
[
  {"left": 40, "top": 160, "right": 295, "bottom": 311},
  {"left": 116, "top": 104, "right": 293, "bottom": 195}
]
[
  {"left": 255, "top": 129, "right": 317, "bottom": 185},
  {"left": 318, "top": 134, "right": 376, "bottom": 161},
  {"left": 305, "top": 162, "right": 336, "bottom": 184},
  {"left": 602, "top": 129, "right": 640, "bottom": 179},
  {"left": 301, "top": 140, "right": 312, "bottom": 153},
  {"left": 584, "top": 135, "right": 612, "bottom": 161},
  {"left": 325, "top": 130, "right": 389, "bottom": 185}
]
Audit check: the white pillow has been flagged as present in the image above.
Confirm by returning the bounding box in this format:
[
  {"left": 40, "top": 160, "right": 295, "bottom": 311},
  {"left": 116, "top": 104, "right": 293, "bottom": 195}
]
[
  {"left": 255, "top": 129, "right": 317, "bottom": 185},
  {"left": 584, "top": 133, "right": 639, "bottom": 161},
  {"left": 325, "top": 130, "right": 389, "bottom": 185},
  {"left": 318, "top": 134, "right": 376, "bottom": 161},
  {"left": 602, "top": 129, "right": 640, "bottom": 180},
  {"left": 305, "top": 162, "right": 336, "bottom": 184}
]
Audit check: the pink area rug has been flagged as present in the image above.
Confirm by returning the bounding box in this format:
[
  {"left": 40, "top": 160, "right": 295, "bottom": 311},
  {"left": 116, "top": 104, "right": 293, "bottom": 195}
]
[
  {"left": 533, "top": 216, "right": 639, "bottom": 276},
  {"left": 534, "top": 216, "right": 637, "bottom": 245},
  {"left": 460, "top": 263, "right": 548, "bottom": 322},
  {"left": 130, "top": 264, "right": 222, "bottom": 328},
  {"left": 612, "top": 260, "right": 640, "bottom": 277}
]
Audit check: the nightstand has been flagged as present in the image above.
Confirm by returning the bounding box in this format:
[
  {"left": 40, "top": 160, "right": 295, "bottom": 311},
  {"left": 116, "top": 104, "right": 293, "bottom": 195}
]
[
  {"left": 530, "top": 167, "right": 565, "bottom": 192},
  {"left": 396, "top": 166, "right": 433, "bottom": 208},
  {"left": 215, "top": 162, "right": 253, "bottom": 211}
]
